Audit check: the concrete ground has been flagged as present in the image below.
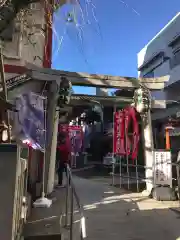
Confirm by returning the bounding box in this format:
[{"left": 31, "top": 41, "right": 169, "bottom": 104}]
[
  {"left": 24, "top": 187, "right": 66, "bottom": 239},
  {"left": 24, "top": 173, "right": 180, "bottom": 240},
  {"left": 72, "top": 176, "right": 180, "bottom": 240}
]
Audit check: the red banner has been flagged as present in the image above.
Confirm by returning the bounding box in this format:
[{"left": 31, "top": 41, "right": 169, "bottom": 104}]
[
  {"left": 113, "top": 111, "right": 125, "bottom": 155},
  {"left": 124, "top": 107, "right": 139, "bottom": 160},
  {"left": 68, "top": 126, "right": 83, "bottom": 154},
  {"left": 58, "top": 125, "right": 83, "bottom": 153}
]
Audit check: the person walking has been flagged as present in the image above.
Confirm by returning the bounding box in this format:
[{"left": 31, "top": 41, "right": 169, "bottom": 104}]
[{"left": 56, "top": 133, "right": 70, "bottom": 187}]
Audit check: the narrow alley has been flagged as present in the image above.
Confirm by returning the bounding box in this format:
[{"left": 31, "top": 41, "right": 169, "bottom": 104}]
[
  {"left": 2, "top": 2, "right": 180, "bottom": 240},
  {"left": 71, "top": 175, "right": 180, "bottom": 240}
]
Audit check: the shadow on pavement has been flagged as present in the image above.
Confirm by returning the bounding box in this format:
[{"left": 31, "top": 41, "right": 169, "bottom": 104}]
[{"left": 72, "top": 175, "right": 180, "bottom": 240}]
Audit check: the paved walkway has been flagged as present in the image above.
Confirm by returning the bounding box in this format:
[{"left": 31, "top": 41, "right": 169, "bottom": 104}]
[
  {"left": 24, "top": 187, "right": 66, "bottom": 238},
  {"left": 72, "top": 176, "right": 180, "bottom": 240}
]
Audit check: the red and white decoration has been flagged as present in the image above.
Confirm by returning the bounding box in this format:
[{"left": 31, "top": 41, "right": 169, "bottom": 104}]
[{"left": 113, "top": 107, "right": 140, "bottom": 161}]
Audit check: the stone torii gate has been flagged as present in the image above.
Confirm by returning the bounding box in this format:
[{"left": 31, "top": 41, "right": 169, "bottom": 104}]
[
  {"left": 25, "top": 63, "right": 169, "bottom": 194},
  {"left": 26, "top": 63, "right": 168, "bottom": 90}
]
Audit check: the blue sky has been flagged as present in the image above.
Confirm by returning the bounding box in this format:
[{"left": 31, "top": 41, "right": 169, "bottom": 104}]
[{"left": 52, "top": 0, "right": 180, "bottom": 95}]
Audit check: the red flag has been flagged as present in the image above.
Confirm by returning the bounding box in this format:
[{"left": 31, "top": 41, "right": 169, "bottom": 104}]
[
  {"left": 113, "top": 111, "right": 126, "bottom": 155},
  {"left": 124, "top": 107, "right": 139, "bottom": 161},
  {"left": 124, "top": 109, "right": 131, "bottom": 156}
]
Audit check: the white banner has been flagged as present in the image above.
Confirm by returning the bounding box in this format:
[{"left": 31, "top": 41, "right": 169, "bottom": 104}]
[
  {"left": 13, "top": 92, "right": 45, "bottom": 151},
  {"left": 153, "top": 150, "right": 172, "bottom": 187}
]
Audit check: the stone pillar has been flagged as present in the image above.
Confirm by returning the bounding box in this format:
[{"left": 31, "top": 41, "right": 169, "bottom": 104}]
[
  {"left": 47, "top": 109, "right": 59, "bottom": 193},
  {"left": 44, "top": 81, "right": 59, "bottom": 194},
  {"left": 142, "top": 111, "right": 154, "bottom": 195}
]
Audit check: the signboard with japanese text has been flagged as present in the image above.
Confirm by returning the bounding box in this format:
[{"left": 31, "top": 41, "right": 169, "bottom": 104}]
[
  {"left": 4, "top": 74, "right": 31, "bottom": 91},
  {"left": 154, "top": 150, "right": 172, "bottom": 187},
  {"left": 113, "top": 111, "right": 125, "bottom": 155}
]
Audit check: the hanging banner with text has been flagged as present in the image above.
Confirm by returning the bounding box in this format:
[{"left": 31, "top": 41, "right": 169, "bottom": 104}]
[
  {"left": 113, "top": 111, "right": 125, "bottom": 155},
  {"left": 59, "top": 125, "right": 83, "bottom": 154},
  {"left": 14, "top": 92, "right": 45, "bottom": 151},
  {"left": 68, "top": 126, "right": 83, "bottom": 154}
]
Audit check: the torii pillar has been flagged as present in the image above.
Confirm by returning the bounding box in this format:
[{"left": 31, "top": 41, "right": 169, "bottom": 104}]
[{"left": 142, "top": 111, "right": 154, "bottom": 195}]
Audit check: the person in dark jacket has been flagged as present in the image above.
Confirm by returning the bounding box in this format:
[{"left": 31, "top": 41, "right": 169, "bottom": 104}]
[{"left": 56, "top": 133, "right": 70, "bottom": 186}]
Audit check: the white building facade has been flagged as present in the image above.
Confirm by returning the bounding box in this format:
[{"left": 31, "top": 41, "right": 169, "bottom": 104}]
[{"left": 138, "top": 12, "right": 180, "bottom": 105}]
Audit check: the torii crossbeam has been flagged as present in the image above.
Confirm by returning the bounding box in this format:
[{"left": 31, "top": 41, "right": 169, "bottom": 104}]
[{"left": 26, "top": 63, "right": 169, "bottom": 90}]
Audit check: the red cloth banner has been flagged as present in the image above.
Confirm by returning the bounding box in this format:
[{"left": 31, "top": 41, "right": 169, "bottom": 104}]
[
  {"left": 68, "top": 126, "right": 83, "bottom": 154},
  {"left": 124, "top": 108, "right": 131, "bottom": 156},
  {"left": 113, "top": 111, "right": 125, "bottom": 155},
  {"left": 58, "top": 125, "right": 83, "bottom": 153},
  {"left": 124, "top": 107, "right": 140, "bottom": 160}
]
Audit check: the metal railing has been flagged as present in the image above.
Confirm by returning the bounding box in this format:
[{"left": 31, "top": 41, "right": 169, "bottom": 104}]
[
  {"left": 111, "top": 156, "right": 145, "bottom": 192},
  {"left": 12, "top": 147, "right": 28, "bottom": 240},
  {"left": 64, "top": 164, "right": 87, "bottom": 240}
]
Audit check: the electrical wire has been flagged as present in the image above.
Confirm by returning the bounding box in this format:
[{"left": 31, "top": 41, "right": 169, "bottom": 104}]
[
  {"left": 45, "top": 0, "right": 69, "bottom": 60},
  {"left": 40, "top": 0, "right": 103, "bottom": 74},
  {"left": 75, "top": 0, "right": 86, "bottom": 25},
  {"left": 52, "top": 26, "right": 66, "bottom": 60},
  {"left": 85, "top": 0, "right": 90, "bottom": 24},
  {"left": 70, "top": 0, "right": 103, "bottom": 45},
  {"left": 65, "top": 26, "right": 95, "bottom": 72},
  {"left": 87, "top": 0, "right": 103, "bottom": 41},
  {"left": 50, "top": 5, "right": 91, "bottom": 71},
  {"left": 71, "top": 7, "right": 85, "bottom": 48},
  {"left": 117, "top": 0, "right": 140, "bottom": 16}
]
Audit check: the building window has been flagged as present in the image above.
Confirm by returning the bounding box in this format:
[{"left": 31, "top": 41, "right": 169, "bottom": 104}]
[
  {"left": 170, "top": 48, "right": 180, "bottom": 69},
  {"left": 30, "top": 3, "right": 40, "bottom": 10},
  {"left": 138, "top": 51, "right": 164, "bottom": 72},
  {"left": 143, "top": 71, "right": 154, "bottom": 78}
]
